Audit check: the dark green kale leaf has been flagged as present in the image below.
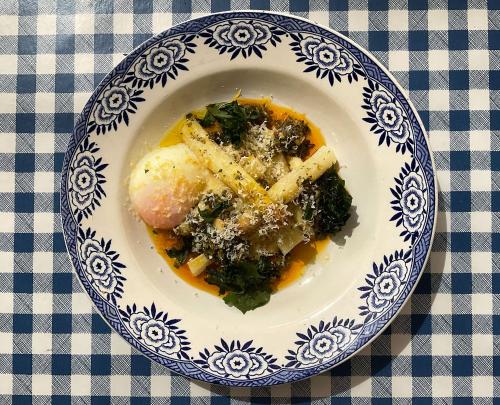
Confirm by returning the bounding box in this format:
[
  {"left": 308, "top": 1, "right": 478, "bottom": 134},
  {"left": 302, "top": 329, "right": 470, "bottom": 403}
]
[
  {"left": 198, "top": 101, "right": 267, "bottom": 146},
  {"left": 275, "top": 117, "right": 312, "bottom": 158},
  {"left": 166, "top": 237, "right": 192, "bottom": 267},
  {"left": 205, "top": 257, "right": 281, "bottom": 313},
  {"left": 198, "top": 199, "right": 231, "bottom": 223},
  {"left": 313, "top": 168, "right": 352, "bottom": 236}
]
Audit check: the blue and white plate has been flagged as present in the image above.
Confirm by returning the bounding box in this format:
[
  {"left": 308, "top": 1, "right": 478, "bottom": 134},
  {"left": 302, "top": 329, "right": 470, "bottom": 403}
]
[{"left": 61, "top": 12, "right": 436, "bottom": 386}]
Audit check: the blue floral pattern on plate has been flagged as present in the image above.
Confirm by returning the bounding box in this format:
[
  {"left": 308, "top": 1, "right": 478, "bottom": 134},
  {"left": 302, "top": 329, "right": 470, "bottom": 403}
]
[
  {"left": 60, "top": 12, "right": 436, "bottom": 386},
  {"left": 390, "top": 159, "right": 428, "bottom": 243},
  {"left": 358, "top": 250, "right": 412, "bottom": 322},
  {"left": 199, "top": 20, "right": 285, "bottom": 59},
  {"left": 77, "top": 228, "right": 126, "bottom": 305},
  {"left": 290, "top": 33, "right": 366, "bottom": 86},
  {"left": 195, "top": 339, "right": 280, "bottom": 379},
  {"left": 119, "top": 303, "right": 190, "bottom": 360},
  {"left": 285, "top": 318, "right": 361, "bottom": 368},
  {"left": 69, "top": 138, "right": 107, "bottom": 223},
  {"left": 362, "top": 79, "right": 414, "bottom": 154}
]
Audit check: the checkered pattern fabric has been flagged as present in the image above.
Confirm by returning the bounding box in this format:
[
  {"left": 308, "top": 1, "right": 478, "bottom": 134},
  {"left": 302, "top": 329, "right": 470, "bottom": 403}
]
[{"left": 0, "top": 0, "right": 498, "bottom": 403}]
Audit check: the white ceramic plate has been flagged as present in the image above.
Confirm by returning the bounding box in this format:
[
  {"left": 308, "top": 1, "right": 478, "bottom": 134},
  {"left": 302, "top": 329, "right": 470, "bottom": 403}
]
[{"left": 61, "top": 11, "right": 436, "bottom": 386}]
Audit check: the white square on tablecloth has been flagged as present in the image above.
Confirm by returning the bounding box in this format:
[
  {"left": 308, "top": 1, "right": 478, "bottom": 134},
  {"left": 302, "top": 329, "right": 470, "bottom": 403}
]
[
  {"left": 468, "top": 49, "right": 489, "bottom": 70},
  {"left": 34, "top": 171, "right": 55, "bottom": 193},
  {"left": 471, "top": 293, "right": 493, "bottom": 314},
  {"left": 36, "top": 54, "right": 56, "bottom": 74},
  {"left": 0, "top": 370, "right": 12, "bottom": 395},
  {"left": 310, "top": 374, "right": 332, "bottom": 397},
  {"left": 469, "top": 89, "right": 490, "bottom": 110},
  {"left": 74, "top": 13, "right": 95, "bottom": 35},
  {"left": 32, "top": 374, "right": 53, "bottom": 396},
  {"left": 432, "top": 334, "right": 453, "bottom": 356},
  {"left": 110, "top": 331, "right": 131, "bottom": 355},
  {"left": 2, "top": 93, "right": 16, "bottom": 113},
  {"left": 74, "top": 53, "right": 94, "bottom": 74},
  {"left": 0, "top": 212, "right": 15, "bottom": 233},
  {"left": 71, "top": 374, "right": 91, "bottom": 396},
  {"left": 391, "top": 376, "right": 412, "bottom": 397},
  {"left": 428, "top": 10, "right": 449, "bottom": 30},
  {"left": 150, "top": 375, "right": 171, "bottom": 397},
  {"left": 0, "top": 252, "right": 14, "bottom": 274},
  {"left": 33, "top": 252, "right": 53, "bottom": 273},
  {"left": 32, "top": 292, "right": 53, "bottom": 314},
  {"left": 0, "top": 133, "right": 16, "bottom": 153},
  {"left": 432, "top": 376, "right": 452, "bottom": 397},
  {"left": 472, "top": 376, "right": 493, "bottom": 397},
  {"left": 152, "top": 13, "right": 173, "bottom": 34},
  {"left": 74, "top": 92, "right": 92, "bottom": 113},
  {"left": 35, "top": 92, "right": 55, "bottom": 114},
  {"left": 112, "top": 13, "right": 133, "bottom": 34},
  {"left": 431, "top": 289, "right": 452, "bottom": 314},
  {"left": 428, "top": 50, "right": 449, "bottom": 71},
  {"left": 469, "top": 130, "right": 491, "bottom": 151},
  {"left": 0, "top": 15, "right": 18, "bottom": 35},
  {"left": 72, "top": 292, "right": 93, "bottom": 314},
  {"left": 470, "top": 211, "right": 492, "bottom": 232},
  {"left": 110, "top": 375, "right": 131, "bottom": 397},
  {"left": 468, "top": 9, "right": 488, "bottom": 31},
  {"left": 71, "top": 333, "right": 92, "bottom": 355},
  {"left": 31, "top": 332, "right": 52, "bottom": 354},
  {"left": 429, "top": 89, "right": 450, "bottom": 111},
  {"left": 37, "top": 14, "right": 57, "bottom": 36},
  {"left": 472, "top": 334, "right": 493, "bottom": 356},
  {"left": 388, "top": 9, "right": 408, "bottom": 31},
  {"left": 0, "top": 172, "right": 15, "bottom": 193},
  {"left": 0, "top": 55, "right": 17, "bottom": 74},
  {"left": 269, "top": 383, "right": 290, "bottom": 398},
  {"left": 0, "top": 332, "right": 13, "bottom": 355},
  {"left": 35, "top": 133, "right": 55, "bottom": 154},
  {"left": 471, "top": 252, "right": 492, "bottom": 273},
  {"left": 348, "top": 10, "right": 368, "bottom": 32},
  {"left": 350, "top": 375, "right": 372, "bottom": 397},
  {"left": 388, "top": 50, "right": 409, "bottom": 71}
]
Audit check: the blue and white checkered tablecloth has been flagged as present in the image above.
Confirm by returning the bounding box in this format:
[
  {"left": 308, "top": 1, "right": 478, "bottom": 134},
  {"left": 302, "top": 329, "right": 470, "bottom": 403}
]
[{"left": 0, "top": 0, "right": 498, "bottom": 403}]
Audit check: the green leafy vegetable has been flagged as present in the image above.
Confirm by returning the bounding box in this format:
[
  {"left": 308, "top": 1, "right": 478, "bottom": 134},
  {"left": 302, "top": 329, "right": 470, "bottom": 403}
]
[
  {"left": 313, "top": 168, "right": 352, "bottom": 236},
  {"left": 205, "top": 257, "right": 281, "bottom": 313},
  {"left": 199, "top": 101, "right": 267, "bottom": 146},
  {"left": 198, "top": 199, "right": 231, "bottom": 223},
  {"left": 166, "top": 238, "right": 192, "bottom": 267},
  {"left": 275, "top": 117, "right": 312, "bottom": 158}
]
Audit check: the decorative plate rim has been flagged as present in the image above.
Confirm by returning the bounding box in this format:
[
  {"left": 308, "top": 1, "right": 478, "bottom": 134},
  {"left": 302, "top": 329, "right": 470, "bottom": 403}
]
[{"left": 60, "top": 11, "right": 437, "bottom": 386}]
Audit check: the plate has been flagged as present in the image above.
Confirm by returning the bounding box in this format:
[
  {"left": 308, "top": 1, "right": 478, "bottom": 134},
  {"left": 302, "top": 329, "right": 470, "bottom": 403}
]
[{"left": 60, "top": 11, "right": 436, "bottom": 386}]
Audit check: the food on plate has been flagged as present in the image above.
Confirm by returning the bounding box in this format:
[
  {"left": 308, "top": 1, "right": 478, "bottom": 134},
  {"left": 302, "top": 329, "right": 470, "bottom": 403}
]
[{"left": 129, "top": 98, "right": 352, "bottom": 313}]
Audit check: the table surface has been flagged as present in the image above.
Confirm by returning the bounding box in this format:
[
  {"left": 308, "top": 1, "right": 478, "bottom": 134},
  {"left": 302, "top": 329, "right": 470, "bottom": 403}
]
[{"left": 0, "top": 0, "right": 498, "bottom": 403}]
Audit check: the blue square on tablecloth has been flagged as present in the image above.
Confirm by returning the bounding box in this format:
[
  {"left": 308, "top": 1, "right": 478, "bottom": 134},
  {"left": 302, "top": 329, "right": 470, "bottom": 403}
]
[
  {"left": 94, "top": 34, "right": 113, "bottom": 54},
  {"left": 53, "top": 233, "right": 66, "bottom": 252},
  {"left": 452, "top": 273, "right": 472, "bottom": 294},
  {"left": 449, "top": 70, "right": 469, "bottom": 90},
  {"left": 409, "top": 0, "right": 427, "bottom": 10},
  {"left": 55, "top": 74, "right": 75, "bottom": 93},
  {"left": 13, "top": 272, "right": 33, "bottom": 293},
  {"left": 372, "top": 399, "right": 393, "bottom": 405},
  {"left": 450, "top": 151, "right": 471, "bottom": 171},
  {"left": 452, "top": 355, "right": 473, "bottom": 376},
  {"left": 18, "top": 36, "right": 36, "bottom": 54},
  {"left": 489, "top": 30, "right": 500, "bottom": 50},
  {"left": 52, "top": 354, "right": 72, "bottom": 375},
  {"left": 52, "top": 396, "right": 71, "bottom": 405},
  {"left": 17, "top": 74, "right": 36, "bottom": 93},
  {"left": 451, "top": 191, "right": 471, "bottom": 212},
  {"left": 15, "top": 192, "right": 34, "bottom": 213},
  {"left": 14, "top": 233, "right": 34, "bottom": 253},
  {"left": 412, "top": 355, "right": 432, "bottom": 376},
  {"left": 329, "top": 0, "right": 348, "bottom": 11},
  {"left": 450, "top": 110, "right": 470, "bottom": 131},
  {"left": 410, "top": 71, "right": 429, "bottom": 90},
  {"left": 134, "top": 0, "right": 153, "bottom": 14},
  {"left": 211, "top": 0, "right": 230, "bottom": 12},
  {"left": 250, "top": 0, "right": 270, "bottom": 9},
  {"left": 371, "top": 356, "right": 392, "bottom": 376},
  {"left": 449, "top": 30, "right": 468, "bottom": 50},
  {"left": 131, "top": 354, "right": 151, "bottom": 376},
  {"left": 492, "top": 233, "right": 500, "bottom": 253},
  {"left": 13, "top": 396, "right": 33, "bottom": 405},
  {"left": 13, "top": 314, "right": 32, "bottom": 333},
  {"left": 15, "top": 153, "right": 35, "bottom": 173},
  {"left": 412, "top": 314, "right": 432, "bottom": 334},
  {"left": 448, "top": 0, "right": 467, "bottom": 9},
  {"left": 452, "top": 314, "right": 472, "bottom": 334},
  {"left": 13, "top": 354, "right": 32, "bottom": 374},
  {"left": 57, "top": 0, "right": 74, "bottom": 14},
  {"left": 131, "top": 398, "right": 151, "bottom": 405},
  {"left": 492, "top": 151, "right": 500, "bottom": 171},
  {"left": 54, "top": 192, "right": 60, "bottom": 213},
  {"left": 53, "top": 273, "right": 72, "bottom": 294},
  {"left": 16, "top": 113, "right": 35, "bottom": 133},
  {"left": 56, "top": 34, "right": 75, "bottom": 54},
  {"left": 91, "top": 354, "right": 111, "bottom": 375},
  {"left": 92, "top": 313, "right": 110, "bottom": 333},
  {"left": 491, "top": 110, "right": 500, "bottom": 130},
  {"left": 170, "top": 398, "right": 190, "bottom": 405},
  {"left": 55, "top": 113, "right": 75, "bottom": 133},
  {"left": 489, "top": 71, "right": 500, "bottom": 89},
  {"left": 368, "top": 0, "right": 388, "bottom": 10},
  {"left": 53, "top": 314, "right": 72, "bottom": 334},
  {"left": 451, "top": 232, "right": 471, "bottom": 252},
  {"left": 369, "top": 31, "right": 389, "bottom": 52},
  {"left": 493, "top": 315, "right": 500, "bottom": 334},
  {"left": 91, "top": 397, "right": 111, "bottom": 405},
  {"left": 415, "top": 272, "right": 431, "bottom": 294},
  {"left": 172, "top": 0, "right": 191, "bottom": 13},
  {"left": 492, "top": 192, "right": 500, "bottom": 211},
  {"left": 409, "top": 31, "right": 428, "bottom": 51}
]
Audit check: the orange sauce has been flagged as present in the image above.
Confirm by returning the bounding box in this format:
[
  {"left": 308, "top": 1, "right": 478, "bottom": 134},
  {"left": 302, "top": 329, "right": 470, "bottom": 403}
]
[{"left": 149, "top": 98, "right": 328, "bottom": 296}]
